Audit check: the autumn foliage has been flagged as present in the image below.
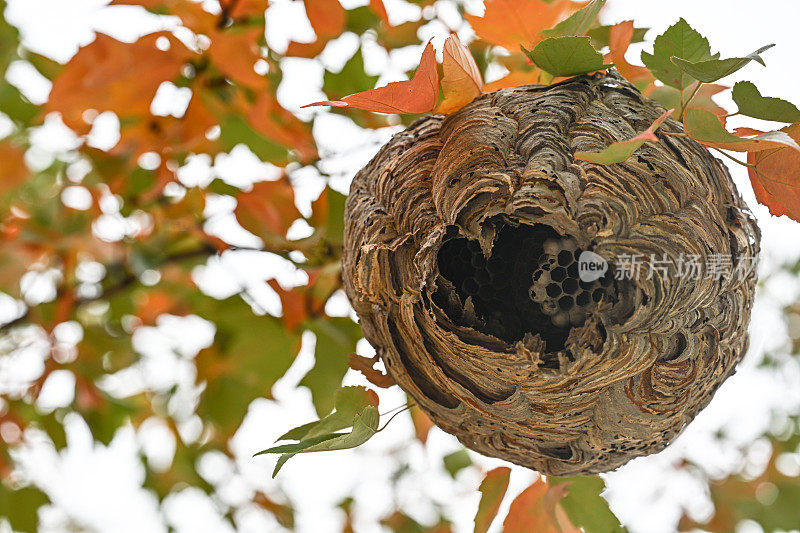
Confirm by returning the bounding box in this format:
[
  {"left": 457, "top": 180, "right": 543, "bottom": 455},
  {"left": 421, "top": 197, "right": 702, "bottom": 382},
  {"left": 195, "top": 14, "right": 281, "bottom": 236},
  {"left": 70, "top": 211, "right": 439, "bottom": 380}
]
[{"left": 1, "top": 0, "right": 800, "bottom": 531}]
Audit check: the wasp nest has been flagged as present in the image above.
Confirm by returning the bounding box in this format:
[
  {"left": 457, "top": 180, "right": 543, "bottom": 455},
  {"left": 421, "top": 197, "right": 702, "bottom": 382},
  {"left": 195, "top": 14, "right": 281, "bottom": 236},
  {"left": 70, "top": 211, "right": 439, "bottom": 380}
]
[{"left": 342, "top": 72, "right": 759, "bottom": 475}]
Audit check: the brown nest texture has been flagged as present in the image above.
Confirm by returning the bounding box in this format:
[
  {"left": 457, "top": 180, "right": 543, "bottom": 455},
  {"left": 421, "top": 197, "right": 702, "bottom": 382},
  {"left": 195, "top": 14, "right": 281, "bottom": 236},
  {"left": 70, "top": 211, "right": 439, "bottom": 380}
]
[{"left": 341, "top": 72, "right": 760, "bottom": 475}]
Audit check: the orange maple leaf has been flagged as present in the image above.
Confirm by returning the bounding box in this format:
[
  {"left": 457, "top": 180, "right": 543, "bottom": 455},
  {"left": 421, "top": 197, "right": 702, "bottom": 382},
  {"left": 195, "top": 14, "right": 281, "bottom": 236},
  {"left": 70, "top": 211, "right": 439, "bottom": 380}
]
[
  {"left": 247, "top": 93, "right": 318, "bottom": 163},
  {"left": 286, "top": 0, "right": 346, "bottom": 58},
  {"left": 502, "top": 478, "right": 579, "bottom": 533},
  {"left": 436, "top": 34, "right": 484, "bottom": 114},
  {"left": 606, "top": 20, "right": 653, "bottom": 87},
  {"left": 0, "top": 142, "right": 29, "bottom": 195},
  {"left": 222, "top": 0, "right": 268, "bottom": 19},
  {"left": 110, "top": 88, "right": 217, "bottom": 158},
  {"left": 347, "top": 353, "right": 396, "bottom": 389},
  {"left": 266, "top": 279, "right": 308, "bottom": 332},
  {"left": 234, "top": 178, "right": 302, "bottom": 242},
  {"left": 465, "top": 0, "right": 578, "bottom": 52},
  {"left": 748, "top": 123, "right": 800, "bottom": 220},
  {"left": 369, "top": 0, "right": 391, "bottom": 27},
  {"left": 48, "top": 32, "right": 193, "bottom": 133},
  {"left": 484, "top": 70, "right": 542, "bottom": 92},
  {"left": 304, "top": 41, "right": 439, "bottom": 114},
  {"left": 208, "top": 27, "right": 267, "bottom": 91}
]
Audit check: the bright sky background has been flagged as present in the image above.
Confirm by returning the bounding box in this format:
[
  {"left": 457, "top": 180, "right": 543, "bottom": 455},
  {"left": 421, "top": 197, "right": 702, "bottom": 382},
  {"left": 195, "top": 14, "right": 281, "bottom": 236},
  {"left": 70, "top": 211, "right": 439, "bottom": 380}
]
[{"left": 3, "top": 1, "right": 800, "bottom": 532}]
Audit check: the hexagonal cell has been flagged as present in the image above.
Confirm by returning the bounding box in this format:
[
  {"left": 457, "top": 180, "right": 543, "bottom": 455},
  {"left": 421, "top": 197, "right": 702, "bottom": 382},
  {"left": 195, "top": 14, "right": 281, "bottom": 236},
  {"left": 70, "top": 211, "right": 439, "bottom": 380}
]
[
  {"left": 563, "top": 278, "right": 578, "bottom": 294},
  {"left": 546, "top": 283, "right": 562, "bottom": 297},
  {"left": 567, "top": 262, "right": 579, "bottom": 278},
  {"left": 576, "top": 291, "right": 590, "bottom": 306}
]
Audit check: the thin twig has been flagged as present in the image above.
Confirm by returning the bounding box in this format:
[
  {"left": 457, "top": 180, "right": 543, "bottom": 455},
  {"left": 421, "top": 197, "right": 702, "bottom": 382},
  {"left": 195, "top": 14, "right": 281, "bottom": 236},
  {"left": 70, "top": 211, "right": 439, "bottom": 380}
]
[{"left": 0, "top": 244, "right": 222, "bottom": 334}]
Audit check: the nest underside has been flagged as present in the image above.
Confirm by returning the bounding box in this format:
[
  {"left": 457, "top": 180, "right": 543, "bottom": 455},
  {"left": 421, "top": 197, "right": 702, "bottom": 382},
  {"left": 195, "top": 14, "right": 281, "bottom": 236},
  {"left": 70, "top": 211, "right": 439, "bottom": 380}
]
[{"left": 342, "top": 72, "right": 760, "bottom": 475}]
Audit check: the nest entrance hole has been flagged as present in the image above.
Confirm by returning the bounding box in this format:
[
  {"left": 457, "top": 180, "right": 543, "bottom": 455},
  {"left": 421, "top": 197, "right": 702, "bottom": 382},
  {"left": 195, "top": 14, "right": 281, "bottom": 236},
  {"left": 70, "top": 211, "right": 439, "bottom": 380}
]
[{"left": 435, "top": 223, "right": 574, "bottom": 352}]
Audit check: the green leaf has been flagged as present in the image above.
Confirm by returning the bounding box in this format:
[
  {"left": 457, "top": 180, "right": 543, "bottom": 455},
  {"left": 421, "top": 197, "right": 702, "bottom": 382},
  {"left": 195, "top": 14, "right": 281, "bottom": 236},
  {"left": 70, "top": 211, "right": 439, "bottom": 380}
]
[
  {"left": 732, "top": 81, "right": 800, "bottom": 123},
  {"left": 522, "top": 36, "right": 612, "bottom": 77},
  {"left": 683, "top": 107, "right": 800, "bottom": 152},
  {"left": 474, "top": 467, "right": 511, "bottom": 533},
  {"left": 541, "top": 0, "right": 606, "bottom": 38},
  {"left": 0, "top": 0, "right": 20, "bottom": 76},
  {"left": 313, "top": 186, "right": 347, "bottom": 247},
  {"left": 279, "top": 385, "right": 379, "bottom": 441},
  {"left": 0, "top": 484, "right": 48, "bottom": 533},
  {"left": 219, "top": 114, "right": 289, "bottom": 164},
  {"left": 299, "top": 317, "right": 363, "bottom": 416},
  {"left": 574, "top": 109, "right": 674, "bottom": 165},
  {"left": 194, "top": 295, "right": 303, "bottom": 436},
  {"left": 641, "top": 18, "right": 715, "bottom": 89},
  {"left": 587, "top": 24, "right": 648, "bottom": 49},
  {"left": 297, "top": 406, "right": 378, "bottom": 452},
  {"left": 323, "top": 48, "right": 379, "bottom": 99},
  {"left": 0, "top": 83, "right": 39, "bottom": 126},
  {"left": 442, "top": 449, "right": 472, "bottom": 478},
  {"left": 257, "top": 406, "right": 380, "bottom": 476},
  {"left": 671, "top": 44, "right": 774, "bottom": 83},
  {"left": 549, "top": 476, "right": 626, "bottom": 532}
]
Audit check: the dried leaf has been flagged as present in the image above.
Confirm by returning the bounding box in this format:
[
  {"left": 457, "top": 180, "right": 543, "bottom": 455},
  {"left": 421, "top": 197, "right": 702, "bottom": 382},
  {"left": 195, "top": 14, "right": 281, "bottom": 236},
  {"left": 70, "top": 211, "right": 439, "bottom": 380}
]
[
  {"left": 304, "top": 42, "right": 439, "bottom": 114},
  {"left": 436, "top": 34, "right": 484, "bottom": 114}
]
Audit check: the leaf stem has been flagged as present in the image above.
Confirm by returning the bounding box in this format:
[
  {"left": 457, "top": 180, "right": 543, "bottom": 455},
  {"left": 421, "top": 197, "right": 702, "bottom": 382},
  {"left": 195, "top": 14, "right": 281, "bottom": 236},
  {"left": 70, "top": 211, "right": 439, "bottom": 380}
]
[
  {"left": 377, "top": 405, "right": 412, "bottom": 432},
  {"left": 680, "top": 82, "right": 703, "bottom": 121},
  {"left": 710, "top": 147, "right": 755, "bottom": 168}
]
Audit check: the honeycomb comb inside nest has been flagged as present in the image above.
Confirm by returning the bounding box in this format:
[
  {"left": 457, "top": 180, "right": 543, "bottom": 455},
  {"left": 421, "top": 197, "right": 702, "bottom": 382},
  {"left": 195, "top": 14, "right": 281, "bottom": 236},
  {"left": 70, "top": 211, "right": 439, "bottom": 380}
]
[{"left": 342, "top": 72, "right": 760, "bottom": 475}]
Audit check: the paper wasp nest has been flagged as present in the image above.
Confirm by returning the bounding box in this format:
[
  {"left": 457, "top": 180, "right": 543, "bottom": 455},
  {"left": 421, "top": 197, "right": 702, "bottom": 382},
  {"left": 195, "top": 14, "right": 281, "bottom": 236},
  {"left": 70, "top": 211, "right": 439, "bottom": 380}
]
[{"left": 342, "top": 72, "right": 759, "bottom": 475}]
